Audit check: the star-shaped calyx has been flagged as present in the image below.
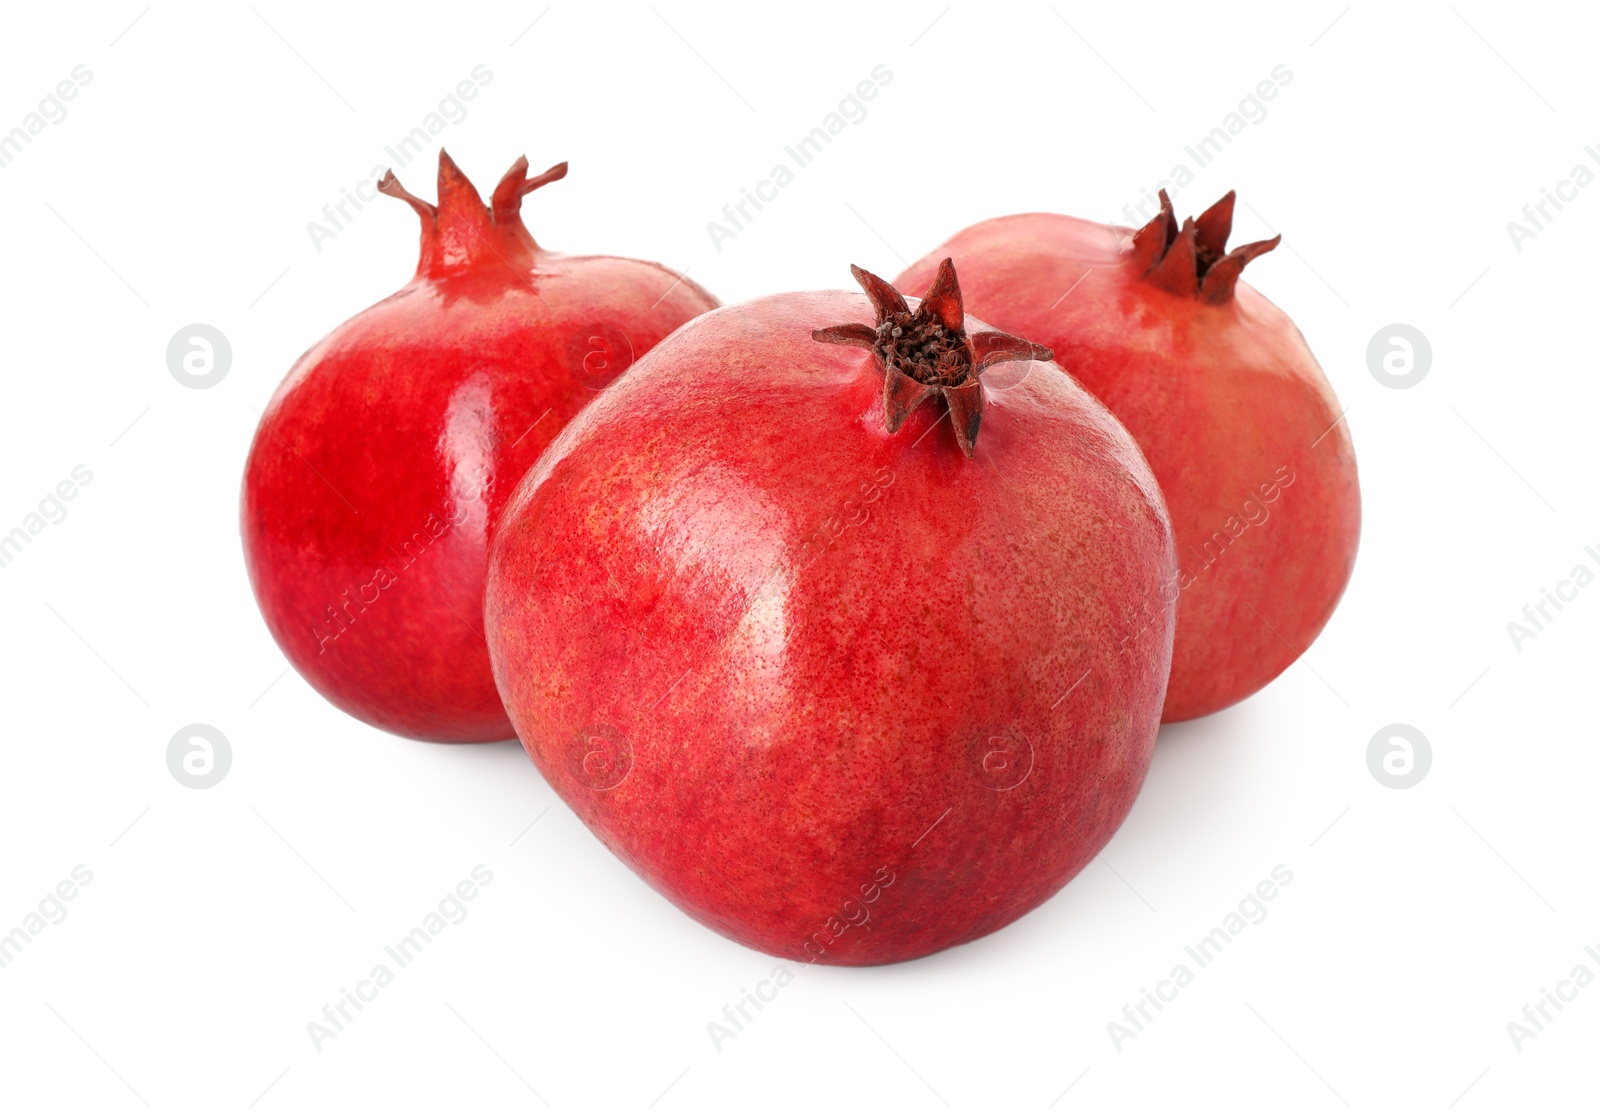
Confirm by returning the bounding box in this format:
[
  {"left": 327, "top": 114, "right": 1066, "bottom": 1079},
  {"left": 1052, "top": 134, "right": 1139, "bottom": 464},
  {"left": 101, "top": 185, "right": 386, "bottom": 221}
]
[
  {"left": 1129, "top": 189, "right": 1281, "bottom": 304},
  {"left": 812, "top": 259, "right": 1053, "bottom": 458}
]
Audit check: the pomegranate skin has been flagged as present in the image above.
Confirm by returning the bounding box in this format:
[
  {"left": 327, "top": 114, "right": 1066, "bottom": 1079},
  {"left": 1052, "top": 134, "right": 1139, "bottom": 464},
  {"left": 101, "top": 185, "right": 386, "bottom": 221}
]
[
  {"left": 243, "top": 152, "right": 718, "bottom": 741},
  {"left": 898, "top": 207, "right": 1359, "bottom": 722},
  {"left": 485, "top": 273, "right": 1177, "bottom": 964}
]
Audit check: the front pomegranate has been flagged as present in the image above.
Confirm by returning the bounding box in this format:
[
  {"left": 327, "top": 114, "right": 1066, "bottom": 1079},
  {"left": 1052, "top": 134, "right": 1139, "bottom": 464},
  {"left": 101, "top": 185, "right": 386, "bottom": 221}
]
[
  {"left": 243, "top": 151, "right": 719, "bottom": 741},
  {"left": 485, "top": 261, "right": 1177, "bottom": 964}
]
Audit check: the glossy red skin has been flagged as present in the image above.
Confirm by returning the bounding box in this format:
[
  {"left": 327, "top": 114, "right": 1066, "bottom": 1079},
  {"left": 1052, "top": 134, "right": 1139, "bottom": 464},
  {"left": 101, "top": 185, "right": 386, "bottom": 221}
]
[
  {"left": 898, "top": 215, "right": 1360, "bottom": 722},
  {"left": 243, "top": 163, "right": 717, "bottom": 741},
  {"left": 485, "top": 289, "right": 1177, "bottom": 964}
]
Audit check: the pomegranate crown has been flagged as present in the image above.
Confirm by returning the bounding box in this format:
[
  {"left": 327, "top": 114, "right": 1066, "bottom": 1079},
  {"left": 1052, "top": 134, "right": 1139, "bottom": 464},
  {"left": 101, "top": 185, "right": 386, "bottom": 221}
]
[
  {"left": 377, "top": 148, "right": 567, "bottom": 278},
  {"left": 813, "top": 260, "right": 1052, "bottom": 458},
  {"left": 1129, "top": 189, "right": 1280, "bottom": 304}
]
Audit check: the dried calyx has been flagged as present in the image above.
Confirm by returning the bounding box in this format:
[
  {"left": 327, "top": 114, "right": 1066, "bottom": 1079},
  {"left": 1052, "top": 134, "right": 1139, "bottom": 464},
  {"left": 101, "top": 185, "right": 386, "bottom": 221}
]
[
  {"left": 1130, "top": 189, "right": 1280, "bottom": 305},
  {"left": 378, "top": 148, "right": 568, "bottom": 278},
  {"left": 814, "top": 260, "right": 1052, "bottom": 458}
]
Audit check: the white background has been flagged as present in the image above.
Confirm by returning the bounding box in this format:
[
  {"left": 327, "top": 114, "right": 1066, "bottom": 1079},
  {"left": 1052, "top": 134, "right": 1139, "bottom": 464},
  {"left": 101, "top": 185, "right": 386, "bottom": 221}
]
[{"left": 1, "top": 2, "right": 1595, "bottom": 1110}]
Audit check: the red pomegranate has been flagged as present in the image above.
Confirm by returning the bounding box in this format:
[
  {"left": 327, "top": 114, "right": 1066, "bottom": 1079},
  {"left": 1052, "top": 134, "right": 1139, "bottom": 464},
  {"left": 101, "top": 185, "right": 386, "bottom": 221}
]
[
  {"left": 899, "top": 192, "right": 1359, "bottom": 721},
  {"left": 243, "top": 150, "right": 718, "bottom": 741},
  {"left": 485, "top": 261, "right": 1177, "bottom": 964}
]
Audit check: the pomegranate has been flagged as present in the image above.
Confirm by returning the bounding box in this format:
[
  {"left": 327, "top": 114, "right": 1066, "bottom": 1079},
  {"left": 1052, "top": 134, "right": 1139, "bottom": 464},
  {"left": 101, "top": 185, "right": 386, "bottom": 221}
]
[
  {"left": 243, "top": 150, "right": 718, "bottom": 741},
  {"left": 484, "top": 261, "right": 1177, "bottom": 964},
  {"left": 898, "top": 192, "right": 1359, "bottom": 721}
]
